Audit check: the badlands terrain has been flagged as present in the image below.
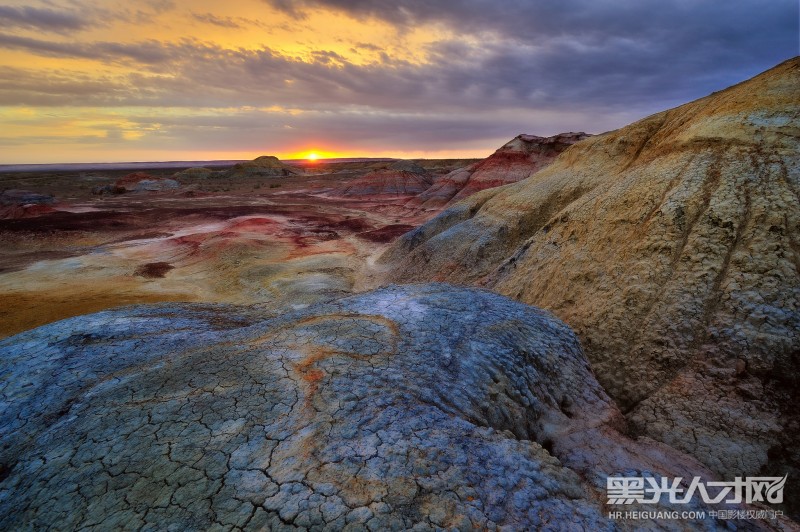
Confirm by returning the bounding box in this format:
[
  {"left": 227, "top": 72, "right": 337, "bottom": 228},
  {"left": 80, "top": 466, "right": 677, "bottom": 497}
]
[
  {"left": 0, "top": 156, "right": 477, "bottom": 339},
  {"left": 0, "top": 58, "right": 798, "bottom": 530}
]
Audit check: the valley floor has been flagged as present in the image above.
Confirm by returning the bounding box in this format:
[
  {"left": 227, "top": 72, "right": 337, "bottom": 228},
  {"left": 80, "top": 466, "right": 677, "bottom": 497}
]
[{"left": 0, "top": 164, "right": 440, "bottom": 338}]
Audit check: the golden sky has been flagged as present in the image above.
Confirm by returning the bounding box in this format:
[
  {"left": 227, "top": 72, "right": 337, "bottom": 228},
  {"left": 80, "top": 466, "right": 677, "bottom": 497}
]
[{"left": 0, "top": 0, "right": 795, "bottom": 163}]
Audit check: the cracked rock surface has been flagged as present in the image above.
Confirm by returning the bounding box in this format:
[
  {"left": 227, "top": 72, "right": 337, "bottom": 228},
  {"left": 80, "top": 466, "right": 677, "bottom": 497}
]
[
  {"left": 381, "top": 58, "right": 800, "bottom": 513},
  {"left": 0, "top": 284, "right": 762, "bottom": 530}
]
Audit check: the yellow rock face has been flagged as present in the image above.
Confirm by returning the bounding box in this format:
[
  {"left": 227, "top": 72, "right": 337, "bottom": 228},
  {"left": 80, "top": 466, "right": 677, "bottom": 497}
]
[{"left": 383, "top": 58, "right": 800, "bottom": 490}]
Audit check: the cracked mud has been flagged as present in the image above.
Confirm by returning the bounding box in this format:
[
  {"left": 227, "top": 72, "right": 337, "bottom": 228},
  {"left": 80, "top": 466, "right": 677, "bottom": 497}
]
[{"left": 2, "top": 285, "right": 773, "bottom": 530}]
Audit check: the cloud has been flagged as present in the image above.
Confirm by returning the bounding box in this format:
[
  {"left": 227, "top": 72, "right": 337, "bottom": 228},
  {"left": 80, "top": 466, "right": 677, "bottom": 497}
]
[
  {"left": 0, "top": 1, "right": 187, "bottom": 37},
  {"left": 108, "top": 106, "right": 601, "bottom": 154},
  {"left": 191, "top": 13, "right": 243, "bottom": 29},
  {"left": 0, "top": 5, "right": 88, "bottom": 33},
  {"left": 265, "top": 0, "right": 798, "bottom": 100},
  {"left": 267, "top": 0, "right": 796, "bottom": 44},
  {"left": 143, "top": 0, "right": 176, "bottom": 13},
  {"left": 0, "top": 100, "right": 608, "bottom": 158},
  {"left": 0, "top": 21, "right": 794, "bottom": 124},
  {"left": 264, "top": 0, "right": 310, "bottom": 20},
  {"left": 189, "top": 10, "right": 271, "bottom": 30},
  {"left": 0, "top": 33, "right": 215, "bottom": 66},
  {"left": 0, "top": 66, "right": 146, "bottom": 106},
  {"left": 3, "top": 1, "right": 794, "bottom": 116},
  {"left": 1, "top": 0, "right": 797, "bottom": 160}
]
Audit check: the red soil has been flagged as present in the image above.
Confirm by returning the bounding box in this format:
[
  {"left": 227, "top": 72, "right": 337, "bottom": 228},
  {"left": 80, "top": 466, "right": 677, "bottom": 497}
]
[{"left": 134, "top": 262, "right": 175, "bottom": 278}]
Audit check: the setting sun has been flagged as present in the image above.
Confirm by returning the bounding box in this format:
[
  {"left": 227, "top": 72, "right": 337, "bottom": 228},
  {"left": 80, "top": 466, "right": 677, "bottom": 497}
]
[{"left": 307, "top": 153, "right": 319, "bottom": 161}]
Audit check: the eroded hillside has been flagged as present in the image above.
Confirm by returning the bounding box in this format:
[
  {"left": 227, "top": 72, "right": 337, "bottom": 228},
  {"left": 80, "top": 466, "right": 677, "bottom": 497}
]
[{"left": 382, "top": 57, "right": 800, "bottom": 508}]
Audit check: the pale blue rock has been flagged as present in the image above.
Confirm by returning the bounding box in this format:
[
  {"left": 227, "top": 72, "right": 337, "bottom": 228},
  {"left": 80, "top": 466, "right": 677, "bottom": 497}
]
[{"left": 0, "top": 285, "right": 771, "bottom": 530}]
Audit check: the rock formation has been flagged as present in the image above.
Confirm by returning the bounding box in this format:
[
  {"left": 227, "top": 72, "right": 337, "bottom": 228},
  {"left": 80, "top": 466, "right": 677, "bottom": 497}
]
[
  {"left": 382, "top": 57, "right": 800, "bottom": 510},
  {"left": 0, "top": 189, "right": 56, "bottom": 219},
  {"left": 91, "top": 184, "right": 126, "bottom": 195},
  {"left": 227, "top": 155, "right": 302, "bottom": 178},
  {"left": 114, "top": 172, "right": 180, "bottom": 193},
  {"left": 410, "top": 132, "right": 589, "bottom": 209},
  {"left": 334, "top": 160, "right": 433, "bottom": 197},
  {"left": 173, "top": 167, "right": 217, "bottom": 179},
  {"left": 0, "top": 190, "right": 55, "bottom": 206},
  {"left": 0, "top": 285, "right": 777, "bottom": 530}
]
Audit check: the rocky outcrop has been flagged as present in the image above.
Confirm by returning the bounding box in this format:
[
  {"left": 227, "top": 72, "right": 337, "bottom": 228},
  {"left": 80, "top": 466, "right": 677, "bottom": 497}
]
[
  {"left": 0, "top": 189, "right": 55, "bottom": 206},
  {"left": 91, "top": 184, "right": 126, "bottom": 195},
  {"left": 334, "top": 160, "right": 433, "bottom": 197},
  {"left": 0, "top": 189, "right": 56, "bottom": 219},
  {"left": 2, "top": 284, "right": 777, "bottom": 530},
  {"left": 227, "top": 155, "right": 301, "bottom": 178},
  {"left": 382, "top": 57, "right": 800, "bottom": 510},
  {"left": 173, "top": 167, "right": 217, "bottom": 179},
  {"left": 410, "top": 132, "right": 589, "bottom": 209},
  {"left": 114, "top": 172, "right": 180, "bottom": 193}
]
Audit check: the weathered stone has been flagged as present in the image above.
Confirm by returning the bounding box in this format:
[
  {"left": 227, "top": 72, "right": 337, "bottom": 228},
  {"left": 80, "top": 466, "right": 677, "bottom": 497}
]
[{"left": 0, "top": 284, "right": 767, "bottom": 529}]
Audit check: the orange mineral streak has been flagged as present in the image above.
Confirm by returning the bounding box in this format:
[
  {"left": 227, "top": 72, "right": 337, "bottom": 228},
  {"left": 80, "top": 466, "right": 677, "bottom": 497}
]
[{"left": 248, "top": 313, "right": 400, "bottom": 405}]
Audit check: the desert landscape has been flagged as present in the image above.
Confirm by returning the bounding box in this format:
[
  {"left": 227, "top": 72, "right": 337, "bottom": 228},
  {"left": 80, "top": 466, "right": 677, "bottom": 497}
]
[
  {"left": 0, "top": 59, "right": 798, "bottom": 530},
  {"left": 0, "top": 156, "right": 469, "bottom": 338},
  {"left": 1, "top": 0, "right": 798, "bottom": 529},
  {"left": 0, "top": 132, "right": 588, "bottom": 340}
]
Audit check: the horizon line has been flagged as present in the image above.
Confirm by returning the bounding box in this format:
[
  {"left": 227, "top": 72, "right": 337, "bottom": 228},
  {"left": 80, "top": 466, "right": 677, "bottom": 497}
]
[{"left": 0, "top": 157, "right": 423, "bottom": 173}]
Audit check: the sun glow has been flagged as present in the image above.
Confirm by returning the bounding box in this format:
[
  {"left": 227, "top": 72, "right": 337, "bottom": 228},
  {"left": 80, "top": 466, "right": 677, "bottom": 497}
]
[{"left": 286, "top": 149, "right": 342, "bottom": 161}]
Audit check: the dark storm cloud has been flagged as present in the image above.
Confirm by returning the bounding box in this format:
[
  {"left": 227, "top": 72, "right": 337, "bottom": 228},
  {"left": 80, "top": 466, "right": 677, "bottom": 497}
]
[
  {"left": 0, "top": 5, "right": 87, "bottom": 33},
  {"left": 267, "top": 0, "right": 794, "bottom": 45},
  {"left": 267, "top": 0, "right": 798, "bottom": 105}
]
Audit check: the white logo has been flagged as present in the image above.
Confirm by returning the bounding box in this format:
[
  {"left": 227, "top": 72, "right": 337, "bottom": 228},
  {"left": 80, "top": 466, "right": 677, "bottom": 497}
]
[{"left": 606, "top": 475, "right": 787, "bottom": 505}]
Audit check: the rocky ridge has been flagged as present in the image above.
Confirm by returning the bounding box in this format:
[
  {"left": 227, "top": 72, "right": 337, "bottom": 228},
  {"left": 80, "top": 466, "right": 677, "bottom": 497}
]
[
  {"left": 409, "top": 132, "right": 590, "bottom": 209},
  {"left": 107, "top": 172, "right": 181, "bottom": 193},
  {"left": 382, "top": 57, "right": 800, "bottom": 510}
]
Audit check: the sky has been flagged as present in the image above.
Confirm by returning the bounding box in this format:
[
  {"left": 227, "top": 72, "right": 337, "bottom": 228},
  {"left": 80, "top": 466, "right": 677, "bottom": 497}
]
[{"left": 0, "top": 0, "right": 797, "bottom": 163}]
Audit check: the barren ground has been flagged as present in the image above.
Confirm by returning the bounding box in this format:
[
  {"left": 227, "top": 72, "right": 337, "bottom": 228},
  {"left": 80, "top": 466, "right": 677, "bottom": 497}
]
[{"left": 0, "top": 160, "right": 473, "bottom": 338}]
